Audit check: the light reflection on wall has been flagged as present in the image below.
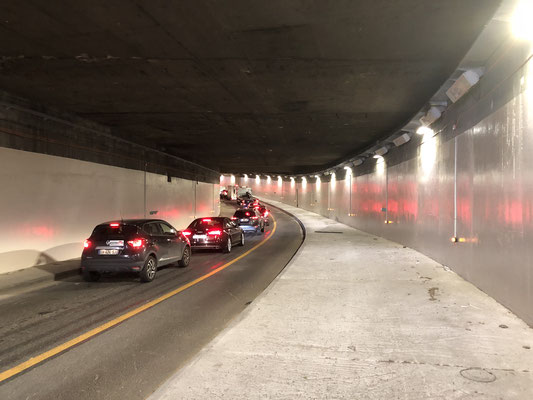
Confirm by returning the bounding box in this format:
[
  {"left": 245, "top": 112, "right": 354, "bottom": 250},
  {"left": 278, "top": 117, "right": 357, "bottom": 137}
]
[
  {"left": 302, "top": 177, "right": 307, "bottom": 190},
  {"left": 290, "top": 177, "right": 295, "bottom": 188},
  {"left": 420, "top": 132, "right": 437, "bottom": 182},
  {"left": 256, "top": 174, "right": 260, "bottom": 184},
  {"left": 331, "top": 172, "right": 336, "bottom": 190},
  {"left": 375, "top": 156, "right": 385, "bottom": 176},
  {"left": 277, "top": 176, "right": 282, "bottom": 187},
  {"left": 344, "top": 167, "right": 352, "bottom": 187},
  {"left": 315, "top": 175, "right": 321, "bottom": 190},
  {"left": 230, "top": 174, "right": 235, "bottom": 184},
  {"left": 267, "top": 175, "right": 271, "bottom": 184}
]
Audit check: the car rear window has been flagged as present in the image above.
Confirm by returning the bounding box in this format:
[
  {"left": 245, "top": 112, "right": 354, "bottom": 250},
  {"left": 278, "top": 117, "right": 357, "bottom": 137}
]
[
  {"left": 190, "top": 219, "right": 223, "bottom": 229},
  {"left": 234, "top": 210, "right": 254, "bottom": 218},
  {"left": 91, "top": 224, "right": 138, "bottom": 239}
]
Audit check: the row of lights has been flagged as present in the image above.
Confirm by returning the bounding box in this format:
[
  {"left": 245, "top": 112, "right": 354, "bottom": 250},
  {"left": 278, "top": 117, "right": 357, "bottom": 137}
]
[{"left": 225, "top": 1, "right": 533, "bottom": 185}]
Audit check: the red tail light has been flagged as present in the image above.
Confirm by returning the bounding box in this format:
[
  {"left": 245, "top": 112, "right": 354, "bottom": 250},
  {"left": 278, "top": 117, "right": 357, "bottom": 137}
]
[
  {"left": 182, "top": 230, "right": 192, "bottom": 236},
  {"left": 110, "top": 223, "right": 120, "bottom": 227},
  {"left": 83, "top": 239, "right": 91, "bottom": 249},
  {"left": 208, "top": 229, "right": 222, "bottom": 236},
  {"left": 245, "top": 212, "right": 250, "bottom": 216},
  {"left": 127, "top": 238, "right": 145, "bottom": 248}
]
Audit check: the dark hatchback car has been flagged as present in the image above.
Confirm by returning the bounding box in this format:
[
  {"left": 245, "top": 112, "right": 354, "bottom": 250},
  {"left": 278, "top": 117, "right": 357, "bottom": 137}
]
[
  {"left": 81, "top": 219, "right": 191, "bottom": 283},
  {"left": 232, "top": 209, "right": 265, "bottom": 234},
  {"left": 183, "top": 217, "right": 244, "bottom": 253}
]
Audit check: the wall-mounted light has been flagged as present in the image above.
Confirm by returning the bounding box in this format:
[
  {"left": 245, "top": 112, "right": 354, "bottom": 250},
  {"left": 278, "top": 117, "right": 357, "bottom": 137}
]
[
  {"left": 220, "top": 175, "right": 224, "bottom": 182},
  {"left": 419, "top": 106, "right": 442, "bottom": 126},
  {"left": 352, "top": 159, "right": 363, "bottom": 167},
  {"left": 255, "top": 174, "right": 260, "bottom": 184},
  {"left": 393, "top": 133, "right": 411, "bottom": 147},
  {"left": 374, "top": 147, "right": 388, "bottom": 157},
  {"left": 301, "top": 176, "right": 307, "bottom": 189},
  {"left": 266, "top": 175, "right": 271, "bottom": 183},
  {"left": 277, "top": 175, "right": 282, "bottom": 186},
  {"left": 290, "top": 176, "right": 295, "bottom": 188},
  {"left": 512, "top": 0, "right": 533, "bottom": 41},
  {"left": 230, "top": 175, "right": 235, "bottom": 184},
  {"left": 416, "top": 126, "right": 434, "bottom": 136},
  {"left": 244, "top": 174, "right": 248, "bottom": 181},
  {"left": 344, "top": 166, "right": 352, "bottom": 175},
  {"left": 446, "top": 70, "right": 481, "bottom": 103}
]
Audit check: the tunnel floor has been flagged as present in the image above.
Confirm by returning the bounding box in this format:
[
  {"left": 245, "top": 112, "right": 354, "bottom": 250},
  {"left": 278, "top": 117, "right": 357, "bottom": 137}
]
[
  {"left": 0, "top": 202, "right": 304, "bottom": 399},
  {"left": 149, "top": 199, "right": 533, "bottom": 400}
]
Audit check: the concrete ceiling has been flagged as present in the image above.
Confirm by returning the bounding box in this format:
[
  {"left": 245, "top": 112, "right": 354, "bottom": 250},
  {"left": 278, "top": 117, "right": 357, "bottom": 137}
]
[{"left": 0, "top": 0, "right": 500, "bottom": 174}]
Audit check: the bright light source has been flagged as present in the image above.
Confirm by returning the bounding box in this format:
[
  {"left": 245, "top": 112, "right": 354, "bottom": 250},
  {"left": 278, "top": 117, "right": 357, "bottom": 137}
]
[
  {"left": 343, "top": 166, "right": 352, "bottom": 175},
  {"left": 220, "top": 175, "right": 224, "bottom": 182},
  {"left": 230, "top": 175, "right": 235, "bottom": 184},
  {"left": 266, "top": 175, "right": 271, "bottom": 183},
  {"left": 315, "top": 175, "right": 321, "bottom": 189},
  {"left": 277, "top": 176, "right": 282, "bottom": 186},
  {"left": 373, "top": 155, "right": 383, "bottom": 159},
  {"left": 416, "top": 126, "right": 434, "bottom": 136},
  {"left": 302, "top": 177, "right": 307, "bottom": 189},
  {"left": 331, "top": 172, "right": 336, "bottom": 189},
  {"left": 290, "top": 177, "right": 295, "bottom": 188},
  {"left": 256, "top": 174, "right": 260, "bottom": 184},
  {"left": 244, "top": 174, "right": 248, "bottom": 181},
  {"left": 512, "top": 0, "right": 533, "bottom": 41}
]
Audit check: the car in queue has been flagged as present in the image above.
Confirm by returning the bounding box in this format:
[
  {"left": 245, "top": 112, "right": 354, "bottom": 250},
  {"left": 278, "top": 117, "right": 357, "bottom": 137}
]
[
  {"left": 182, "top": 217, "right": 244, "bottom": 253},
  {"left": 257, "top": 204, "right": 271, "bottom": 225},
  {"left": 81, "top": 219, "right": 191, "bottom": 283},
  {"left": 237, "top": 196, "right": 253, "bottom": 207},
  {"left": 220, "top": 189, "right": 230, "bottom": 200},
  {"left": 231, "top": 209, "right": 265, "bottom": 234}
]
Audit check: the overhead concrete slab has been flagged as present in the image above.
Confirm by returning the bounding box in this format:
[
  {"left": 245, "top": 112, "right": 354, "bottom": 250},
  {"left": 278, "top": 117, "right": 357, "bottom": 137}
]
[{"left": 0, "top": 1, "right": 500, "bottom": 173}]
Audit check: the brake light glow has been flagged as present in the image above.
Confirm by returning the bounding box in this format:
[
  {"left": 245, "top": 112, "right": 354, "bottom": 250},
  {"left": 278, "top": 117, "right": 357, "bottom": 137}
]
[
  {"left": 202, "top": 218, "right": 212, "bottom": 222},
  {"left": 83, "top": 239, "right": 91, "bottom": 248},
  {"left": 245, "top": 212, "right": 250, "bottom": 216},
  {"left": 127, "top": 238, "right": 145, "bottom": 248},
  {"left": 110, "top": 223, "right": 120, "bottom": 227},
  {"left": 264, "top": 211, "right": 269, "bottom": 216},
  {"left": 252, "top": 216, "right": 258, "bottom": 220},
  {"left": 182, "top": 230, "right": 192, "bottom": 236},
  {"left": 208, "top": 230, "right": 222, "bottom": 235}
]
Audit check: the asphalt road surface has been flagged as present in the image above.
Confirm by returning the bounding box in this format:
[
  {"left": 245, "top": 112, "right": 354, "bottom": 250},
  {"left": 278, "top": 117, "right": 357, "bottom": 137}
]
[{"left": 0, "top": 201, "right": 304, "bottom": 400}]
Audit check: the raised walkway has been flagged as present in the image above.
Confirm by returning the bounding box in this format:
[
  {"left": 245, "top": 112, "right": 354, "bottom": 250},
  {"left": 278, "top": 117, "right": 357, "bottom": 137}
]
[{"left": 149, "top": 200, "right": 533, "bottom": 399}]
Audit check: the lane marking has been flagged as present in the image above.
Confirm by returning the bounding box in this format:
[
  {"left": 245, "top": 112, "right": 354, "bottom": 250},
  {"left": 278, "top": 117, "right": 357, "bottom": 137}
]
[{"left": 0, "top": 216, "right": 277, "bottom": 383}]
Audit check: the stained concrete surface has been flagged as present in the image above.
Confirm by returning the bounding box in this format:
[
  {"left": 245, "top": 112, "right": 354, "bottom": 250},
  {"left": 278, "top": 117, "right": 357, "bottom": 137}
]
[{"left": 149, "top": 200, "right": 533, "bottom": 399}]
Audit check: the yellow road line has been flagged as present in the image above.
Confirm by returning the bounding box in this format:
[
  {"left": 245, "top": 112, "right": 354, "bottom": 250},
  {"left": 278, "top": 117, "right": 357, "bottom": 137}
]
[{"left": 0, "top": 216, "right": 277, "bottom": 383}]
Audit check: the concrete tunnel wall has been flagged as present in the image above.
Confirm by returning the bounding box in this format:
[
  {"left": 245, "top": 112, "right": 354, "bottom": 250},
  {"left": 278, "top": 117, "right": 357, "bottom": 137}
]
[
  {"left": 0, "top": 146, "right": 220, "bottom": 274},
  {"left": 239, "top": 40, "right": 533, "bottom": 327}
]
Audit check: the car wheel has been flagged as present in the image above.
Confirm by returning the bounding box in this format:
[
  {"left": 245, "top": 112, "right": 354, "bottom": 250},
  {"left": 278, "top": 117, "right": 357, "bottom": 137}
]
[
  {"left": 178, "top": 246, "right": 191, "bottom": 267},
  {"left": 261, "top": 222, "right": 265, "bottom": 232},
  {"left": 239, "top": 233, "right": 245, "bottom": 246},
  {"left": 82, "top": 269, "right": 100, "bottom": 282},
  {"left": 223, "top": 237, "right": 232, "bottom": 253},
  {"left": 140, "top": 256, "right": 157, "bottom": 282}
]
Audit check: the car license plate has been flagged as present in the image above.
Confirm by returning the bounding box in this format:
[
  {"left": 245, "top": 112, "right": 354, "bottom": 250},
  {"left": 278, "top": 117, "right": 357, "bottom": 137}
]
[
  {"left": 240, "top": 219, "right": 249, "bottom": 222},
  {"left": 99, "top": 249, "right": 119, "bottom": 255},
  {"left": 193, "top": 234, "right": 207, "bottom": 240}
]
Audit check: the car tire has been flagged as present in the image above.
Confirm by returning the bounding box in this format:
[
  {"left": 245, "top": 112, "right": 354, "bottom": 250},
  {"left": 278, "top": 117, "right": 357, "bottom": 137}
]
[
  {"left": 223, "top": 237, "right": 232, "bottom": 253},
  {"left": 178, "top": 246, "right": 191, "bottom": 267},
  {"left": 261, "top": 222, "right": 265, "bottom": 233},
  {"left": 239, "top": 233, "right": 245, "bottom": 246},
  {"left": 82, "top": 269, "right": 100, "bottom": 282},
  {"left": 140, "top": 256, "right": 157, "bottom": 283}
]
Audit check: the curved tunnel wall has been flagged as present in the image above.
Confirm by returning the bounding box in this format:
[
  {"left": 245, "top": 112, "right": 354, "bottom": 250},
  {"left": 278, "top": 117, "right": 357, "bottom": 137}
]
[{"left": 242, "top": 42, "right": 533, "bottom": 326}]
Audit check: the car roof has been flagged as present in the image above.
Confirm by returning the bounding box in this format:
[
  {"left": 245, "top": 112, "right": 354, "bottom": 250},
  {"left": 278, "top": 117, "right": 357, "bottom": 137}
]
[{"left": 99, "top": 219, "right": 169, "bottom": 226}]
